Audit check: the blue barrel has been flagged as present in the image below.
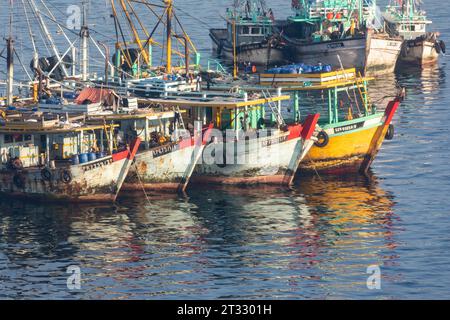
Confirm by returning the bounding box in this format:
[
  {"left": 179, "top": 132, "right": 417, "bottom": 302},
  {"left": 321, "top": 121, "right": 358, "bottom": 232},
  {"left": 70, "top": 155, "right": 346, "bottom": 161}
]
[
  {"left": 87, "top": 153, "right": 97, "bottom": 162},
  {"left": 71, "top": 155, "right": 80, "bottom": 165},
  {"left": 78, "top": 153, "right": 89, "bottom": 164},
  {"left": 96, "top": 151, "right": 106, "bottom": 159}
]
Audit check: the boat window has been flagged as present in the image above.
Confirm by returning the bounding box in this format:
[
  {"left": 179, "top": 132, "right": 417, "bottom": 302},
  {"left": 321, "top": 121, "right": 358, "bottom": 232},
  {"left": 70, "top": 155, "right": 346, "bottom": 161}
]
[
  {"left": 251, "top": 27, "right": 260, "bottom": 35},
  {"left": 241, "top": 26, "right": 250, "bottom": 35},
  {"left": 4, "top": 134, "right": 13, "bottom": 144},
  {"left": 14, "top": 134, "right": 24, "bottom": 142},
  {"left": 24, "top": 134, "right": 32, "bottom": 142}
]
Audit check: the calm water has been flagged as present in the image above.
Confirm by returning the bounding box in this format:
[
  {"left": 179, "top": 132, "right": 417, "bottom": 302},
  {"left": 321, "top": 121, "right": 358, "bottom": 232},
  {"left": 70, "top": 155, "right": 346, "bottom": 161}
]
[{"left": 1, "top": 0, "right": 450, "bottom": 299}]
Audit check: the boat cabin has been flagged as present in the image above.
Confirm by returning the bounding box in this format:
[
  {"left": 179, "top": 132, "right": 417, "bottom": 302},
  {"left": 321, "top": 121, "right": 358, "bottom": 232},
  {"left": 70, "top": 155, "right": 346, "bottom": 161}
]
[
  {"left": 140, "top": 91, "right": 291, "bottom": 133},
  {"left": 383, "top": 5, "right": 432, "bottom": 40},
  {"left": 0, "top": 113, "right": 118, "bottom": 170},
  {"left": 223, "top": 2, "right": 276, "bottom": 47},
  {"left": 87, "top": 108, "right": 185, "bottom": 151},
  {"left": 260, "top": 67, "right": 374, "bottom": 126}
]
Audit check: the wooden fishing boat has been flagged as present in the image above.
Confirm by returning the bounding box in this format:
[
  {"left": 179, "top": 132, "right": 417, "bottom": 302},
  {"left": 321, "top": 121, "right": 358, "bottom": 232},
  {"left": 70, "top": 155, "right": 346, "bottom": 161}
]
[
  {"left": 383, "top": 0, "right": 445, "bottom": 66},
  {"left": 283, "top": 0, "right": 402, "bottom": 76},
  {"left": 143, "top": 90, "right": 320, "bottom": 186},
  {"left": 0, "top": 112, "right": 140, "bottom": 202},
  {"left": 210, "top": 0, "right": 285, "bottom": 67},
  {"left": 260, "top": 67, "right": 401, "bottom": 174},
  {"left": 87, "top": 107, "right": 211, "bottom": 193}
]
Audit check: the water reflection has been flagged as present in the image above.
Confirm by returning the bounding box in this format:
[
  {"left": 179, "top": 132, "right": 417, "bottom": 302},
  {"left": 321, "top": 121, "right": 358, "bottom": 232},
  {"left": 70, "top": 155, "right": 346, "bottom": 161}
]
[
  {"left": 369, "top": 64, "right": 446, "bottom": 109},
  {"left": 0, "top": 174, "right": 401, "bottom": 299}
]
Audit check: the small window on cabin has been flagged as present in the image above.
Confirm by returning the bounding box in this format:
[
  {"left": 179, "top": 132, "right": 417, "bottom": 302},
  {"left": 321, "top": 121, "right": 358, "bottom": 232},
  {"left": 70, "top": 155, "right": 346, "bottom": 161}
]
[
  {"left": 242, "top": 26, "right": 250, "bottom": 34},
  {"left": 4, "top": 135, "right": 13, "bottom": 144},
  {"left": 251, "top": 27, "right": 260, "bottom": 35},
  {"left": 14, "top": 134, "right": 24, "bottom": 142},
  {"left": 24, "top": 135, "right": 32, "bottom": 142}
]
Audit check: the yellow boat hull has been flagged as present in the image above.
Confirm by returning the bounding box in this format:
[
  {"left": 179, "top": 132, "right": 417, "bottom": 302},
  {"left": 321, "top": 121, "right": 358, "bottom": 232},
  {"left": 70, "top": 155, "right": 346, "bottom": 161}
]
[
  {"left": 301, "top": 125, "right": 380, "bottom": 173},
  {"left": 301, "top": 97, "right": 401, "bottom": 174}
]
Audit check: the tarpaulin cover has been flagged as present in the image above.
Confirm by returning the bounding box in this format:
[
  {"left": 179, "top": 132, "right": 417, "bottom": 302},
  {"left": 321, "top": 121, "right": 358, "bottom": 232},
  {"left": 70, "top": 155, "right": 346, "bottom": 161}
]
[{"left": 75, "top": 88, "right": 113, "bottom": 105}]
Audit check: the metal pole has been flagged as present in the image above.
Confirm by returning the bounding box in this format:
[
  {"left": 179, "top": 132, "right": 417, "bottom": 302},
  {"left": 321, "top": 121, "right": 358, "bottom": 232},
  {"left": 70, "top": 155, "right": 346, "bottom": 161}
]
[
  {"left": 81, "top": 1, "right": 89, "bottom": 81},
  {"left": 98, "top": 42, "right": 110, "bottom": 85},
  {"left": 232, "top": 20, "right": 238, "bottom": 79},
  {"left": 6, "top": 37, "right": 14, "bottom": 106},
  {"left": 166, "top": 0, "right": 173, "bottom": 73}
]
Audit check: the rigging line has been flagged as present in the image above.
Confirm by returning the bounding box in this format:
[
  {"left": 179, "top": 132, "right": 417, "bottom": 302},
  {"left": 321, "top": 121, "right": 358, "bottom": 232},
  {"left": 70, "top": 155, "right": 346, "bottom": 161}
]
[
  {"left": 126, "top": 0, "right": 151, "bottom": 39},
  {"left": 125, "top": 2, "right": 194, "bottom": 53},
  {"left": 31, "top": 7, "right": 81, "bottom": 38},
  {"left": 13, "top": 49, "right": 33, "bottom": 81},
  {"left": 172, "top": 11, "right": 198, "bottom": 54},
  {"left": 88, "top": 35, "right": 134, "bottom": 78},
  {"left": 118, "top": 0, "right": 150, "bottom": 64},
  {"left": 39, "top": 0, "right": 72, "bottom": 45},
  {"left": 110, "top": 0, "right": 134, "bottom": 68},
  {"left": 128, "top": 0, "right": 166, "bottom": 9},
  {"left": 141, "top": 6, "right": 168, "bottom": 57},
  {"left": 21, "top": 0, "right": 38, "bottom": 54},
  {"left": 25, "top": 0, "right": 51, "bottom": 56},
  {"left": 173, "top": 4, "right": 213, "bottom": 29}
]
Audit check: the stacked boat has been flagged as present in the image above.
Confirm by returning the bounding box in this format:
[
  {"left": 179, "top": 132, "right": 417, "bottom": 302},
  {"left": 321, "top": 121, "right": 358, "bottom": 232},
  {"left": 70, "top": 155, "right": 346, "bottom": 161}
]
[
  {"left": 210, "top": 0, "right": 444, "bottom": 74},
  {"left": 0, "top": 0, "right": 409, "bottom": 203}
]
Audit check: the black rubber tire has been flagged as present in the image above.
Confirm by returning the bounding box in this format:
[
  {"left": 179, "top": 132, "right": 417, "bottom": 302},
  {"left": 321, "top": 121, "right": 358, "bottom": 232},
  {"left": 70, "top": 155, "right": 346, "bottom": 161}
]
[
  {"left": 440, "top": 40, "right": 446, "bottom": 54},
  {"left": 60, "top": 170, "right": 72, "bottom": 184},
  {"left": 314, "top": 131, "right": 329, "bottom": 148},
  {"left": 41, "top": 168, "right": 52, "bottom": 181},
  {"left": 435, "top": 41, "right": 442, "bottom": 54},
  {"left": 385, "top": 124, "right": 395, "bottom": 141}
]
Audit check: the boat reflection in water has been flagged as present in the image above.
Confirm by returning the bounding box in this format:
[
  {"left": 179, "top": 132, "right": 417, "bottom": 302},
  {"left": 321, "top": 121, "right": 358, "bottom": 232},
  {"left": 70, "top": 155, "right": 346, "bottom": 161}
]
[
  {"left": 0, "top": 174, "right": 400, "bottom": 299},
  {"left": 369, "top": 63, "right": 445, "bottom": 108}
]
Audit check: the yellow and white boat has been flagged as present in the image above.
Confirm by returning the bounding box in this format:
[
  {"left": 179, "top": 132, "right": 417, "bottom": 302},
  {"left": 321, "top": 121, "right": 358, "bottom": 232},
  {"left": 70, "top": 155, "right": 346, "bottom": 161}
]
[{"left": 261, "top": 68, "right": 402, "bottom": 174}]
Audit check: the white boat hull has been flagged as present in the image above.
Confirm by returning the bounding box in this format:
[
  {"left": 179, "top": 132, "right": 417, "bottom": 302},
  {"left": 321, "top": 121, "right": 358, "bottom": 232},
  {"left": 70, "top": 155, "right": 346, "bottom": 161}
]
[
  {"left": 366, "top": 36, "right": 403, "bottom": 76},
  {"left": 399, "top": 40, "right": 439, "bottom": 66},
  {"left": 192, "top": 125, "right": 314, "bottom": 185}
]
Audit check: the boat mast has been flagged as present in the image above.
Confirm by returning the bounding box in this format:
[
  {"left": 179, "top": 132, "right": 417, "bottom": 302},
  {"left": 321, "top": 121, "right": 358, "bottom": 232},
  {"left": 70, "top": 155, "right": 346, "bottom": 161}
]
[
  {"left": 6, "top": 0, "right": 14, "bottom": 106},
  {"left": 80, "top": 0, "right": 89, "bottom": 81},
  {"left": 166, "top": 0, "right": 173, "bottom": 74},
  {"left": 21, "top": 0, "right": 39, "bottom": 73},
  {"left": 232, "top": 3, "right": 238, "bottom": 79},
  {"left": 28, "top": 0, "right": 69, "bottom": 78}
]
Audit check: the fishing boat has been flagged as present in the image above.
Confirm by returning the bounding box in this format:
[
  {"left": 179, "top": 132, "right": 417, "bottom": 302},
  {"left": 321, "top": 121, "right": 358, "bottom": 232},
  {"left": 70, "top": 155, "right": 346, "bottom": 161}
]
[
  {"left": 0, "top": 112, "right": 140, "bottom": 202},
  {"left": 282, "top": 0, "right": 403, "bottom": 76},
  {"left": 383, "top": 0, "right": 445, "bottom": 66},
  {"left": 210, "top": 0, "right": 285, "bottom": 67},
  {"left": 87, "top": 106, "right": 212, "bottom": 193},
  {"left": 143, "top": 90, "right": 320, "bottom": 185},
  {"left": 259, "top": 67, "right": 401, "bottom": 174}
]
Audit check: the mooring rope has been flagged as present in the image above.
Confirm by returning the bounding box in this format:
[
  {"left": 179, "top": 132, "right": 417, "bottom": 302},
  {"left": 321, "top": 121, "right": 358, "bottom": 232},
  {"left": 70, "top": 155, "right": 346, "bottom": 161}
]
[{"left": 133, "top": 162, "right": 152, "bottom": 206}]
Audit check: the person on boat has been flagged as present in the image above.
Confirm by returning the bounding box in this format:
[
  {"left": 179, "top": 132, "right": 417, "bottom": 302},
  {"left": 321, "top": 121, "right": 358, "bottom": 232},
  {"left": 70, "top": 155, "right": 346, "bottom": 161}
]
[{"left": 196, "top": 74, "right": 202, "bottom": 91}]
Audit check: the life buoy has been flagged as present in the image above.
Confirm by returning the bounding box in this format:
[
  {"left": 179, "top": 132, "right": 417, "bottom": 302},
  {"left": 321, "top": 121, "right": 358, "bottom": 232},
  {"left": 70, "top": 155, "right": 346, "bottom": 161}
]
[
  {"left": 385, "top": 124, "right": 395, "bottom": 141},
  {"left": 60, "top": 170, "right": 72, "bottom": 184},
  {"left": 314, "top": 131, "right": 329, "bottom": 148},
  {"left": 13, "top": 173, "right": 26, "bottom": 189},
  {"left": 41, "top": 168, "right": 52, "bottom": 181}
]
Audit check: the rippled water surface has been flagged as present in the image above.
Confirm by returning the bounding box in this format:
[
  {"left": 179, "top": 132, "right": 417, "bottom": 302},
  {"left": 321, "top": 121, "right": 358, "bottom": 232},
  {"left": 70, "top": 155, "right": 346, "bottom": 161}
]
[{"left": 1, "top": 0, "right": 450, "bottom": 299}]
